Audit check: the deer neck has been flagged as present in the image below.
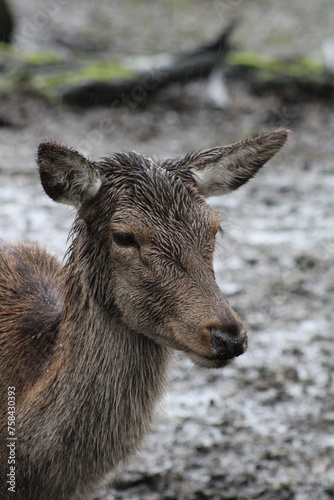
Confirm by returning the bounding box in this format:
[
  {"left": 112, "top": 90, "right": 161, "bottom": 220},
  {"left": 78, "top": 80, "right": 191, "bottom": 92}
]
[
  {"left": 22, "top": 237, "right": 171, "bottom": 496},
  {"left": 54, "top": 269, "right": 171, "bottom": 458},
  {"left": 58, "top": 291, "right": 171, "bottom": 413}
]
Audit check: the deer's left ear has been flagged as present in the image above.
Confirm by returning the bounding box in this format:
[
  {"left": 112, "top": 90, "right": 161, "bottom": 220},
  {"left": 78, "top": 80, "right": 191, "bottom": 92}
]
[
  {"left": 188, "top": 129, "right": 289, "bottom": 197},
  {"left": 37, "top": 141, "right": 102, "bottom": 208}
]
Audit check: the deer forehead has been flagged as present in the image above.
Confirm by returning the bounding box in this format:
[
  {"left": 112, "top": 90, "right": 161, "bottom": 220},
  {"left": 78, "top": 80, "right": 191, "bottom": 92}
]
[{"left": 100, "top": 164, "right": 221, "bottom": 238}]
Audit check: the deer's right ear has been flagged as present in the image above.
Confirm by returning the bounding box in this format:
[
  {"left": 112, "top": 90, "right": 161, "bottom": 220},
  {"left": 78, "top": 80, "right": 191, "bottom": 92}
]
[
  {"left": 37, "top": 141, "right": 102, "bottom": 208},
  {"left": 188, "top": 129, "right": 289, "bottom": 197}
]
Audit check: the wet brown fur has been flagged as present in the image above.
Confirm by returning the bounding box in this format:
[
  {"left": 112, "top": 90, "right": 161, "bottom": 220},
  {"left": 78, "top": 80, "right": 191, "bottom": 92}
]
[{"left": 0, "top": 129, "right": 288, "bottom": 499}]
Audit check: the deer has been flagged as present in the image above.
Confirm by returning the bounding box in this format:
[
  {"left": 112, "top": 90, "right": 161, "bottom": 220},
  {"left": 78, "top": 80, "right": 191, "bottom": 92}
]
[{"left": 0, "top": 129, "right": 288, "bottom": 499}]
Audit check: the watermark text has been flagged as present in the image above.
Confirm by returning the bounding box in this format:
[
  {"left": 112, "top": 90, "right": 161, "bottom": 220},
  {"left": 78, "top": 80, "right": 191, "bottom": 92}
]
[{"left": 6, "top": 387, "right": 16, "bottom": 494}]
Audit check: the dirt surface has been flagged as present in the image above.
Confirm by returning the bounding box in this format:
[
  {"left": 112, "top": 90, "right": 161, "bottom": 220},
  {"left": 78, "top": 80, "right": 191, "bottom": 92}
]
[{"left": 1, "top": 1, "right": 334, "bottom": 499}]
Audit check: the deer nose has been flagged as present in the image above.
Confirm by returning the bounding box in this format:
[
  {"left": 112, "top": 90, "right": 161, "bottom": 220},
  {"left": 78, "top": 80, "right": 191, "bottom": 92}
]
[{"left": 209, "top": 327, "right": 248, "bottom": 360}]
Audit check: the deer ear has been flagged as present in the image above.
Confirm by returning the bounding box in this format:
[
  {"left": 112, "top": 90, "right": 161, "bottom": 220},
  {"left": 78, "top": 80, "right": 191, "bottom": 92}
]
[
  {"left": 37, "top": 141, "right": 102, "bottom": 208},
  {"left": 189, "top": 129, "right": 289, "bottom": 197}
]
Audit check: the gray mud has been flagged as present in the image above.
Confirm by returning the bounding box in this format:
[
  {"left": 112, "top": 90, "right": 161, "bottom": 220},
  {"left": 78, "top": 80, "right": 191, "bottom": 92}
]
[{"left": 1, "top": 1, "right": 334, "bottom": 499}]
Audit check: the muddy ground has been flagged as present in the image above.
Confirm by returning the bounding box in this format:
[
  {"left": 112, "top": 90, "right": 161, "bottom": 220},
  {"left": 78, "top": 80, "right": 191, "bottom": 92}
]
[{"left": 1, "top": 1, "right": 334, "bottom": 499}]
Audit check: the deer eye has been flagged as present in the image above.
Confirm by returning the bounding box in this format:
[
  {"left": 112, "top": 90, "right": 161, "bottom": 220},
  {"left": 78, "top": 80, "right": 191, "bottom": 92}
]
[{"left": 112, "top": 232, "right": 139, "bottom": 249}]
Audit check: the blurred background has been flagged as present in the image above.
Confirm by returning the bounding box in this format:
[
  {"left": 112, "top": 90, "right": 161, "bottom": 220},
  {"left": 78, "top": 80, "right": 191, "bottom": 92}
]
[{"left": 1, "top": 1, "right": 333, "bottom": 499}]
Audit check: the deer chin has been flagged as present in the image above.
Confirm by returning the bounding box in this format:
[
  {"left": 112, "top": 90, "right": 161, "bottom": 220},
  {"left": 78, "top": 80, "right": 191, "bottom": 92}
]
[{"left": 187, "top": 351, "right": 234, "bottom": 369}]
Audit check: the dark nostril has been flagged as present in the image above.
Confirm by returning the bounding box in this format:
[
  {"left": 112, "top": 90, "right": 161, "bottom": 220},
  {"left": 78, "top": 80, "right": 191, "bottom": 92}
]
[
  {"left": 210, "top": 328, "right": 227, "bottom": 353},
  {"left": 209, "top": 328, "right": 247, "bottom": 359}
]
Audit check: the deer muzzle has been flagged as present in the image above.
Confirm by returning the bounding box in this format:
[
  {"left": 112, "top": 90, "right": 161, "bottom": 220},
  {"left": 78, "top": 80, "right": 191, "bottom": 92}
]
[{"left": 209, "top": 327, "right": 248, "bottom": 360}]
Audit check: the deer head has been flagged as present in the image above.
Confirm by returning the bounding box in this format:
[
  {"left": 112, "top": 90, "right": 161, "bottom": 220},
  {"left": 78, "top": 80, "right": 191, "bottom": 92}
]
[{"left": 37, "top": 129, "right": 288, "bottom": 369}]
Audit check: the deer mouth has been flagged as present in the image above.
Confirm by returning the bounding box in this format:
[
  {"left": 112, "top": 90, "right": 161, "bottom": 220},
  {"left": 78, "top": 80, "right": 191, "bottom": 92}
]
[
  {"left": 187, "top": 351, "right": 235, "bottom": 369},
  {"left": 187, "top": 331, "right": 247, "bottom": 369}
]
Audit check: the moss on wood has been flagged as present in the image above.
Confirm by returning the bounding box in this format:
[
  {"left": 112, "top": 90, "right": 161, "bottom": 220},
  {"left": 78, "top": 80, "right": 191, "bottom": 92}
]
[{"left": 0, "top": 40, "right": 333, "bottom": 105}]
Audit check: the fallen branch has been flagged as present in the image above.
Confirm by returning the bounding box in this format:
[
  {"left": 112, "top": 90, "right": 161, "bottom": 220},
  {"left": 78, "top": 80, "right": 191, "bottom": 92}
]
[
  {"left": 225, "top": 51, "right": 334, "bottom": 102},
  {"left": 61, "top": 21, "right": 235, "bottom": 106},
  {"left": 0, "top": 22, "right": 333, "bottom": 110}
]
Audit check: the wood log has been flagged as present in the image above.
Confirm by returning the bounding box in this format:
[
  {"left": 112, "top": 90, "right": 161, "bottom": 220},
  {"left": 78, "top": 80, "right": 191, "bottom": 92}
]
[
  {"left": 0, "top": 21, "right": 333, "bottom": 108},
  {"left": 61, "top": 21, "right": 236, "bottom": 106},
  {"left": 225, "top": 51, "right": 334, "bottom": 102}
]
